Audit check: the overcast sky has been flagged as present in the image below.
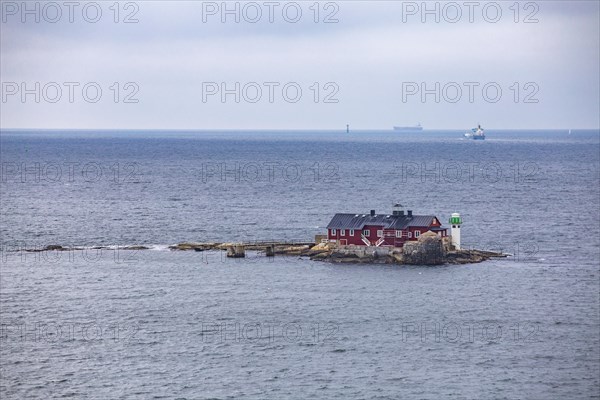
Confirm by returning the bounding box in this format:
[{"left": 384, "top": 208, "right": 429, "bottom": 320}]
[{"left": 1, "top": 0, "right": 599, "bottom": 129}]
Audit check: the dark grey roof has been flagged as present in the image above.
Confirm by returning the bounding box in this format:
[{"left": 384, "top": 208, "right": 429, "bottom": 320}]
[{"left": 327, "top": 213, "right": 438, "bottom": 230}]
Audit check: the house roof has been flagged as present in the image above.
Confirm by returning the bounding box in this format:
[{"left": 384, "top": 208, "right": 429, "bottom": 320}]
[{"left": 327, "top": 213, "right": 439, "bottom": 230}]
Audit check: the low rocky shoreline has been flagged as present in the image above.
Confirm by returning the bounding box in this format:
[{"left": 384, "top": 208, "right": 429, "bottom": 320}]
[
  {"left": 13, "top": 234, "right": 507, "bottom": 266},
  {"left": 18, "top": 244, "right": 152, "bottom": 252},
  {"left": 169, "top": 233, "right": 508, "bottom": 265},
  {"left": 168, "top": 233, "right": 507, "bottom": 265},
  {"left": 310, "top": 247, "right": 507, "bottom": 265}
]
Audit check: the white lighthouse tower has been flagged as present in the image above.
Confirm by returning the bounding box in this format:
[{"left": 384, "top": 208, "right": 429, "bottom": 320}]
[{"left": 449, "top": 213, "right": 462, "bottom": 250}]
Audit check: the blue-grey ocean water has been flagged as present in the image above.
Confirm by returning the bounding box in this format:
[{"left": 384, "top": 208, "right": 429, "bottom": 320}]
[{"left": 1, "top": 129, "right": 599, "bottom": 399}]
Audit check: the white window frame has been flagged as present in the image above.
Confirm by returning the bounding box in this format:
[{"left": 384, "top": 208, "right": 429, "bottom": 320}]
[
  {"left": 363, "top": 230, "right": 370, "bottom": 236},
  {"left": 377, "top": 230, "right": 383, "bottom": 237},
  {"left": 396, "top": 230, "right": 402, "bottom": 238},
  {"left": 350, "top": 229, "right": 355, "bottom": 236},
  {"left": 341, "top": 229, "right": 346, "bottom": 236},
  {"left": 408, "top": 232, "right": 412, "bottom": 238},
  {"left": 414, "top": 231, "right": 420, "bottom": 238},
  {"left": 332, "top": 229, "right": 337, "bottom": 235}
]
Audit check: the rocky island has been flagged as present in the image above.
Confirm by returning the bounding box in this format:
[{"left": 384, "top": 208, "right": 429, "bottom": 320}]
[
  {"left": 167, "top": 231, "right": 506, "bottom": 266},
  {"left": 15, "top": 234, "right": 505, "bottom": 266},
  {"left": 15, "top": 208, "right": 506, "bottom": 265}
]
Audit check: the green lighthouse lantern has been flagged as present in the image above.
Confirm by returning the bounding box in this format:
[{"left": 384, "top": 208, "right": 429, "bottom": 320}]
[{"left": 449, "top": 214, "right": 462, "bottom": 225}]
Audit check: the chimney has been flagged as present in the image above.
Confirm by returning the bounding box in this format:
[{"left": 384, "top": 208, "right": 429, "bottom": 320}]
[
  {"left": 407, "top": 210, "right": 413, "bottom": 218},
  {"left": 370, "top": 209, "right": 375, "bottom": 217},
  {"left": 399, "top": 210, "right": 405, "bottom": 217}
]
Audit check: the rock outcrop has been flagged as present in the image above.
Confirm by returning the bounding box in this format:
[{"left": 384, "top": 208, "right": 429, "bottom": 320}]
[
  {"left": 444, "top": 249, "right": 507, "bottom": 264},
  {"left": 402, "top": 231, "right": 445, "bottom": 265},
  {"left": 169, "top": 242, "right": 217, "bottom": 251}
]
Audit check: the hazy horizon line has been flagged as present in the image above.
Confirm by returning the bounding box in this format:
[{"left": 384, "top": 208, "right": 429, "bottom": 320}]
[{"left": 2, "top": 127, "right": 599, "bottom": 132}]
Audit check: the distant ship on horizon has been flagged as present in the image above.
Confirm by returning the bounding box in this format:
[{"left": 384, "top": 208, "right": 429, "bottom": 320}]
[
  {"left": 393, "top": 123, "right": 423, "bottom": 131},
  {"left": 464, "top": 124, "right": 485, "bottom": 140}
]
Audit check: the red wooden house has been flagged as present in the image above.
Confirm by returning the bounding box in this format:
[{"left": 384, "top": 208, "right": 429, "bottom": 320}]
[{"left": 326, "top": 207, "right": 447, "bottom": 247}]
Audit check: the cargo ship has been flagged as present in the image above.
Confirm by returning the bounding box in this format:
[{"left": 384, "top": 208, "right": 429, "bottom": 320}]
[{"left": 393, "top": 123, "right": 423, "bottom": 131}]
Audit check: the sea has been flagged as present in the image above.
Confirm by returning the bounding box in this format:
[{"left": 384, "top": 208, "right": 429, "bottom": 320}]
[{"left": 1, "top": 129, "right": 599, "bottom": 399}]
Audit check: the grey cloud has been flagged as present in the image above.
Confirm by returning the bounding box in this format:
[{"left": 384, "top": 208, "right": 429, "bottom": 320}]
[{"left": 1, "top": 0, "right": 598, "bottom": 129}]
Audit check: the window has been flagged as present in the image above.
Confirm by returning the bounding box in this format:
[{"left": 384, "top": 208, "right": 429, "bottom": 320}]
[
  {"left": 377, "top": 230, "right": 383, "bottom": 237},
  {"left": 408, "top": 232, "right": 412, "bottom": 238},
  {"left": 363, "top": 230, "right": 370, "bottom": 236},
  {"left": 332, "top": 229, "right": 337, "bottom": 235},
  {"left": 415, "top": 231, "right": 420, "bottom": 238},
  {"left": 341, "top": 229, "right": 346, "bottom": 236},
  {"left": 350, "top": 229, "right": 355, "bottom": 236},
  {"left": 396, "top": 230, "right": 402, "bottom": 238}
]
